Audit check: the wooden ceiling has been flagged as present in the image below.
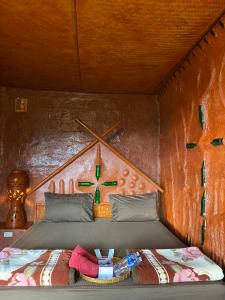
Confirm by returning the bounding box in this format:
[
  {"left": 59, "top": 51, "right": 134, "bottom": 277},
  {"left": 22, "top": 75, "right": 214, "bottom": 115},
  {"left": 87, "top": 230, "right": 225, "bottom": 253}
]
[{"left": 0, "top": 1, "right": 225, "bottom": 93}]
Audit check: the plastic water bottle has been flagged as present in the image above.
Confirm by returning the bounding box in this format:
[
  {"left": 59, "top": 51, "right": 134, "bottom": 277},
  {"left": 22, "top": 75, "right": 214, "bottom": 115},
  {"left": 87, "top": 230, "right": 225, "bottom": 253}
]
[{"left": 113, "top": 252, "right": 142, "bottom": 277}]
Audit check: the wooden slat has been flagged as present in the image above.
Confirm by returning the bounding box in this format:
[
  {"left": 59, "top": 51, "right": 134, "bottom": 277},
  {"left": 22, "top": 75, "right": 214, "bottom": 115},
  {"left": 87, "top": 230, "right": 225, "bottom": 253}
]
[
  {"left": 48, "top": 181, "right": 55, "bottom": 193},
  {"left": 69, "top": 179, "right": 74, "bottom": 194},
  {"left": 59, "top": 179, "right": 65, "bottom": 194}
]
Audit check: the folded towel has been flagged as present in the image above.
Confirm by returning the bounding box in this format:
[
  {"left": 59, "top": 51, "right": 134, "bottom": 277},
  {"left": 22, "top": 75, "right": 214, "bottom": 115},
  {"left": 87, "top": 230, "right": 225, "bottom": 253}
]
[
  {"left": 127, "top": 247, "right": 224, "bottom": 284},
  {"left": 73, "top": 245, "right": 98, "bottom": 264},
  {"left": 69, "top": 252, "right": 98, "bottom": 277}
]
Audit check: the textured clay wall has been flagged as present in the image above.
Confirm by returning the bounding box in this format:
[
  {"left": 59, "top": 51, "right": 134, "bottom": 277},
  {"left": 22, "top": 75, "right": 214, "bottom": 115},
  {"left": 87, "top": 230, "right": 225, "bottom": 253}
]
[
  {"left": 159, "top": 19, "right": 225, "bottom": 266},
  {"left": 0, "top": 87, "right": 159, "bottom": 221}
]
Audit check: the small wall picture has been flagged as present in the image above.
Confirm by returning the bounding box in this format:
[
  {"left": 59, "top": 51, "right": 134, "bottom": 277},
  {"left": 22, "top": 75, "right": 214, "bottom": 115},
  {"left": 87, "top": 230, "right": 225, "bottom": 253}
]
[{"left": 15, "top": 97, "right": 28, "bottom": 112}]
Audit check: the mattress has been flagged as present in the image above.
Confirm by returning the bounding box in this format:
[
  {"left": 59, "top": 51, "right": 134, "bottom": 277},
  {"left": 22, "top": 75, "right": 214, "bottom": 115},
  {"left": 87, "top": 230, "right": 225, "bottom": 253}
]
[
  {"left": 1, "top": 219, "right": 224, "bottom": 300},
  {"left": 12, "top": 219, "right": 185, "bottom": 255}
]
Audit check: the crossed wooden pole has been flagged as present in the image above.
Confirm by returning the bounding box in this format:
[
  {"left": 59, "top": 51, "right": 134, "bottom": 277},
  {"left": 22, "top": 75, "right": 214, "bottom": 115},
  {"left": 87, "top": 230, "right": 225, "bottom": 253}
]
[
  {"left": 76, "top": 119, "right": 163, "bottom": 193},
  {"left": 27, "top": 121, "right": 120, "bottom": 195},
  {"left": 28, "top": 120, "right": 163, "bottom": 195}
]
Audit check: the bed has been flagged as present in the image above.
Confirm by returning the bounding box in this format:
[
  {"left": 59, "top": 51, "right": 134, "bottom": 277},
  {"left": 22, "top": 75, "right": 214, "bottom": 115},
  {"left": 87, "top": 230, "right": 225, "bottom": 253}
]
[
  {"left": 0, "top": 219, "right": 224, "bottom": 300},
  {"left": 1, "top": 125, "right": 224, "bottom": 299}
]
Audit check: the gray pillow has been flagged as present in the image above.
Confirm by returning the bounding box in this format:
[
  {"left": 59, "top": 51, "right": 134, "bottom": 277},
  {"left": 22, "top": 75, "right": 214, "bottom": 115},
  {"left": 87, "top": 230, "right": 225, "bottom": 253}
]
[
  {"left": 109, "top": 193, "right": 159, "bottom": 222},
  {"left": 44, "top": 192, "right": 94, "bottom": 222}
]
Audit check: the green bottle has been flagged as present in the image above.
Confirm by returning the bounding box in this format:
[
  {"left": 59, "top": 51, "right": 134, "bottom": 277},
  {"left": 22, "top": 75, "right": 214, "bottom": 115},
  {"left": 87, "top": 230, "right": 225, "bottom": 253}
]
[
  {"left": 101, "top": 181, "right": 118, "bottom": 186},
  {"left": 210, "top": 138, "right": 223, "bottom": 146},
  {"left": 96, "top": 164, "right": 101, "bottom": 181},
  {"left": 95, "top": 187, "right": 100, "bottom": 204},
  {"left": 201, "top": 161, "right": 206, "bottom": 187},
  {"left": 199, "top": 104, "right": 205, "bottom": 130},
  {"left": 200, "top": 191, "right": 206, "bottom": 216},
  {"left": 78, "top": 182, "right": 94, "bottom": 187},
  {"left": 201, "top": 220, "right": 206, "bottom": 246},
  {"left": 186, "top": 143, "right": 197, "bottom": 149}
]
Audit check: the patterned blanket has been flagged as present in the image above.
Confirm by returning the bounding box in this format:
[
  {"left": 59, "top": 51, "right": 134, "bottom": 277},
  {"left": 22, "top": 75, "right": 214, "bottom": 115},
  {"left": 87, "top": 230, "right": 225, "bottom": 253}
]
[
  {"left": 128, "top": 247, "right": 224, "bottom": 284},
  {"left": 0, "top": 247, "right": 72, "bottom": 286}
]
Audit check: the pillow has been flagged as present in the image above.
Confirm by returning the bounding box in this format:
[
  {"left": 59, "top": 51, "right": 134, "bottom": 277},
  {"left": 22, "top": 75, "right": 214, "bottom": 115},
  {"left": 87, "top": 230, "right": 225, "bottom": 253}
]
[
  {"left": 109, "top": 192, "right": 159, "bottom": 222},
  {"left": 44, "top": 192, "right": 94, "bottom": 222}
]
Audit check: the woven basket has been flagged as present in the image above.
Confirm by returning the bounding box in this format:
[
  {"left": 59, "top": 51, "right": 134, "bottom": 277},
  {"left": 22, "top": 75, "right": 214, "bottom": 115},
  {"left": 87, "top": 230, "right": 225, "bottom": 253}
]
[{"left": 80, "top": 257, "right": 130, "bottom": 284}]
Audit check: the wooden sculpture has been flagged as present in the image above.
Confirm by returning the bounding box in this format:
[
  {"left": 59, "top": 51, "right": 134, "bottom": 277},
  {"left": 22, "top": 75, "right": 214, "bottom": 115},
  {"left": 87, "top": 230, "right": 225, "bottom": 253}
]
[{"left": 5, "top": 170, "right": 27, "bottom": 229}]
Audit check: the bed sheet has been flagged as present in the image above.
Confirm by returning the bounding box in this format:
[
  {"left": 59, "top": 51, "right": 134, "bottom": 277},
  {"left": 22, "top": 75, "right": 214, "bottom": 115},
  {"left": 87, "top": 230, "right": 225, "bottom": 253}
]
[{"left": 0, "top": 219, "right": 223, "bottom": 300}]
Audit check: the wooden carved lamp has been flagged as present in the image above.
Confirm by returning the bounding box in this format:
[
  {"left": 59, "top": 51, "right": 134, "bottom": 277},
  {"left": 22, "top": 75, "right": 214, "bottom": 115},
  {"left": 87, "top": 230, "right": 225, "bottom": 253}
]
[{"left": 5, "top": 170, "right": 27, "bottom": 229}]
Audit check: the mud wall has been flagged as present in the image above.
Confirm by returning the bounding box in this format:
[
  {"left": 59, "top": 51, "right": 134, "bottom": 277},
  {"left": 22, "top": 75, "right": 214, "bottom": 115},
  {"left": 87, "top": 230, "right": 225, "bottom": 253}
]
[
  {"left": 159, "top": 18, "right": 225, "bottom": 266},
  {"left": 0, "top": 87, "right": 159, "bottom": 222}
]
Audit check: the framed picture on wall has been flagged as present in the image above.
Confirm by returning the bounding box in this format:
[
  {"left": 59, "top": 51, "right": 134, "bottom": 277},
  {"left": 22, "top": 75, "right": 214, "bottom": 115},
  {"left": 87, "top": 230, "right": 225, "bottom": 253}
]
[{"left": 15, "top": 97, "right": 28, "bottom": 112}]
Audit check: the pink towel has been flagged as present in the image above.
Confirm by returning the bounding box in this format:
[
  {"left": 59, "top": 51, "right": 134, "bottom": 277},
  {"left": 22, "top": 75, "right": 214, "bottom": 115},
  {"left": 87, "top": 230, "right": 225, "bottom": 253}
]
[
  {"left": 73, "top": 245, "right": 98, "bottom": 264},
  {"left": 69, "top": 245, "right": 99, "bottom": 277}
]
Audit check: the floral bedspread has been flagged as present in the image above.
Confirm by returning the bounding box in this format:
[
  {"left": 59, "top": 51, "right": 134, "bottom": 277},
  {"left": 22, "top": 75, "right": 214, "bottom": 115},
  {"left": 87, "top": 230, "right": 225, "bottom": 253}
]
[
  {"left": 0, "top": 247, "right": 72, "bottom": 286},
  {"left": 128, "top": 247, "right": 224, "bottom": 284}
]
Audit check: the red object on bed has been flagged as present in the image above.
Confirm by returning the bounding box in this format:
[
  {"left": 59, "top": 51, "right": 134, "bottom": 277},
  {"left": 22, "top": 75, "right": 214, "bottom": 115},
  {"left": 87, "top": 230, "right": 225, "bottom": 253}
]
[{"left": 69, "top": 245, "right": 98, "bottom": 277}]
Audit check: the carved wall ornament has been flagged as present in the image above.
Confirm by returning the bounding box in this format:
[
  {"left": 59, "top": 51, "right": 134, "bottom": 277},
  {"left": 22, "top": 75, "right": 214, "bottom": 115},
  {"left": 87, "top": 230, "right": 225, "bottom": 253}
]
[{"left": 78, "top": 144, "right": 118, "bottom": 204}]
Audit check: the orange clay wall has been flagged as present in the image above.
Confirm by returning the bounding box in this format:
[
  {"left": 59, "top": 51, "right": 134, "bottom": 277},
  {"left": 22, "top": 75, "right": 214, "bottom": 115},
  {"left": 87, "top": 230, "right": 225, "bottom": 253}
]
[
  {"left": 159, "top": 17, "right": 225, "bottom": 267},
  {"left": 0, "top": 88, "right": 159, "bottom": 222}
]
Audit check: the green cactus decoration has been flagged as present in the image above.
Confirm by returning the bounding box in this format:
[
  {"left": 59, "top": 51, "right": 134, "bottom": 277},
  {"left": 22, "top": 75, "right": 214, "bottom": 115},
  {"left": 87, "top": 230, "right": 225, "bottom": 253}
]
[
  {"left": 210, "top": 138, "right": 223, "bottom": 146},
  {"left": 200, "top": 191, "right": 206, "bottom": 216},
  {"left": 199, "top": 104, "right": 205, "bottom": 130},
  {"left": 186, "top": 143, "right": 197, "bottom": 149}
]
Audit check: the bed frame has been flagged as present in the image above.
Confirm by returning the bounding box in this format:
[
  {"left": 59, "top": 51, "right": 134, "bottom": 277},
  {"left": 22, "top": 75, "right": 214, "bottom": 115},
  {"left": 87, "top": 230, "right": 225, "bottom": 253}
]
[{"left": 26, "top": 120, "right": 163, "bottom": 220}]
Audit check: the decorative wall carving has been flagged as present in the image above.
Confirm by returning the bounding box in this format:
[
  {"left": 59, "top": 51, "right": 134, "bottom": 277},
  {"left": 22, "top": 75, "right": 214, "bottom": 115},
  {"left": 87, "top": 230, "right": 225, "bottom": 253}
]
[{"left": 33, "top": 140, "right": 160, "bottom": 219}]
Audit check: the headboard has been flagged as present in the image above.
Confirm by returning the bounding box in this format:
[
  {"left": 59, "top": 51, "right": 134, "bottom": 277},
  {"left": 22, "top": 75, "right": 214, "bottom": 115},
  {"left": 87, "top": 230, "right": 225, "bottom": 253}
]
[{"left": 27, "top": 120, "right": 163, "bottom": 220}]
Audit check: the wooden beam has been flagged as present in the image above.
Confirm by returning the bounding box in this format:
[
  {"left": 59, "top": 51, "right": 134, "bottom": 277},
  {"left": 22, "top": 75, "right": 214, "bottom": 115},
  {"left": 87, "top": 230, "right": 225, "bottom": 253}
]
[
  {"left": 76, "top": 119, "right": 164, "bottom": 193},
  {"left": 27, "top": 121, "right": 121, "bottom": 195}
]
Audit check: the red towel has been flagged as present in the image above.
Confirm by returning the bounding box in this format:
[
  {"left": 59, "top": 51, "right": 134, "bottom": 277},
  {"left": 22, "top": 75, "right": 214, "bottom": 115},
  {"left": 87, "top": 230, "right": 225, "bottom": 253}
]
[
  {"left": 73, "top": 245, "right": 98, "bottom": 264},
  {"left": 69, "top": 246, "right": 99, "bottom": 277}
]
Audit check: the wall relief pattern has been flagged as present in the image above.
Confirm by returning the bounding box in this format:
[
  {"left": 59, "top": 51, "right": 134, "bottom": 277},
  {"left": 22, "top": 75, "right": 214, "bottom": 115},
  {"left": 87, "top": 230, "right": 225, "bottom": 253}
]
[{"left": 159, "top": 17, "right": 225, "bottom": 267}]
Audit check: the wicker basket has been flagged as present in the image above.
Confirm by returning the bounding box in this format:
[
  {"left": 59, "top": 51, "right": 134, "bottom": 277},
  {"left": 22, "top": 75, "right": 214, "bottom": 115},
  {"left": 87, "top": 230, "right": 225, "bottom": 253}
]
[{"left": 80, "top": 257, "right": 130, "bottom": 284}]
